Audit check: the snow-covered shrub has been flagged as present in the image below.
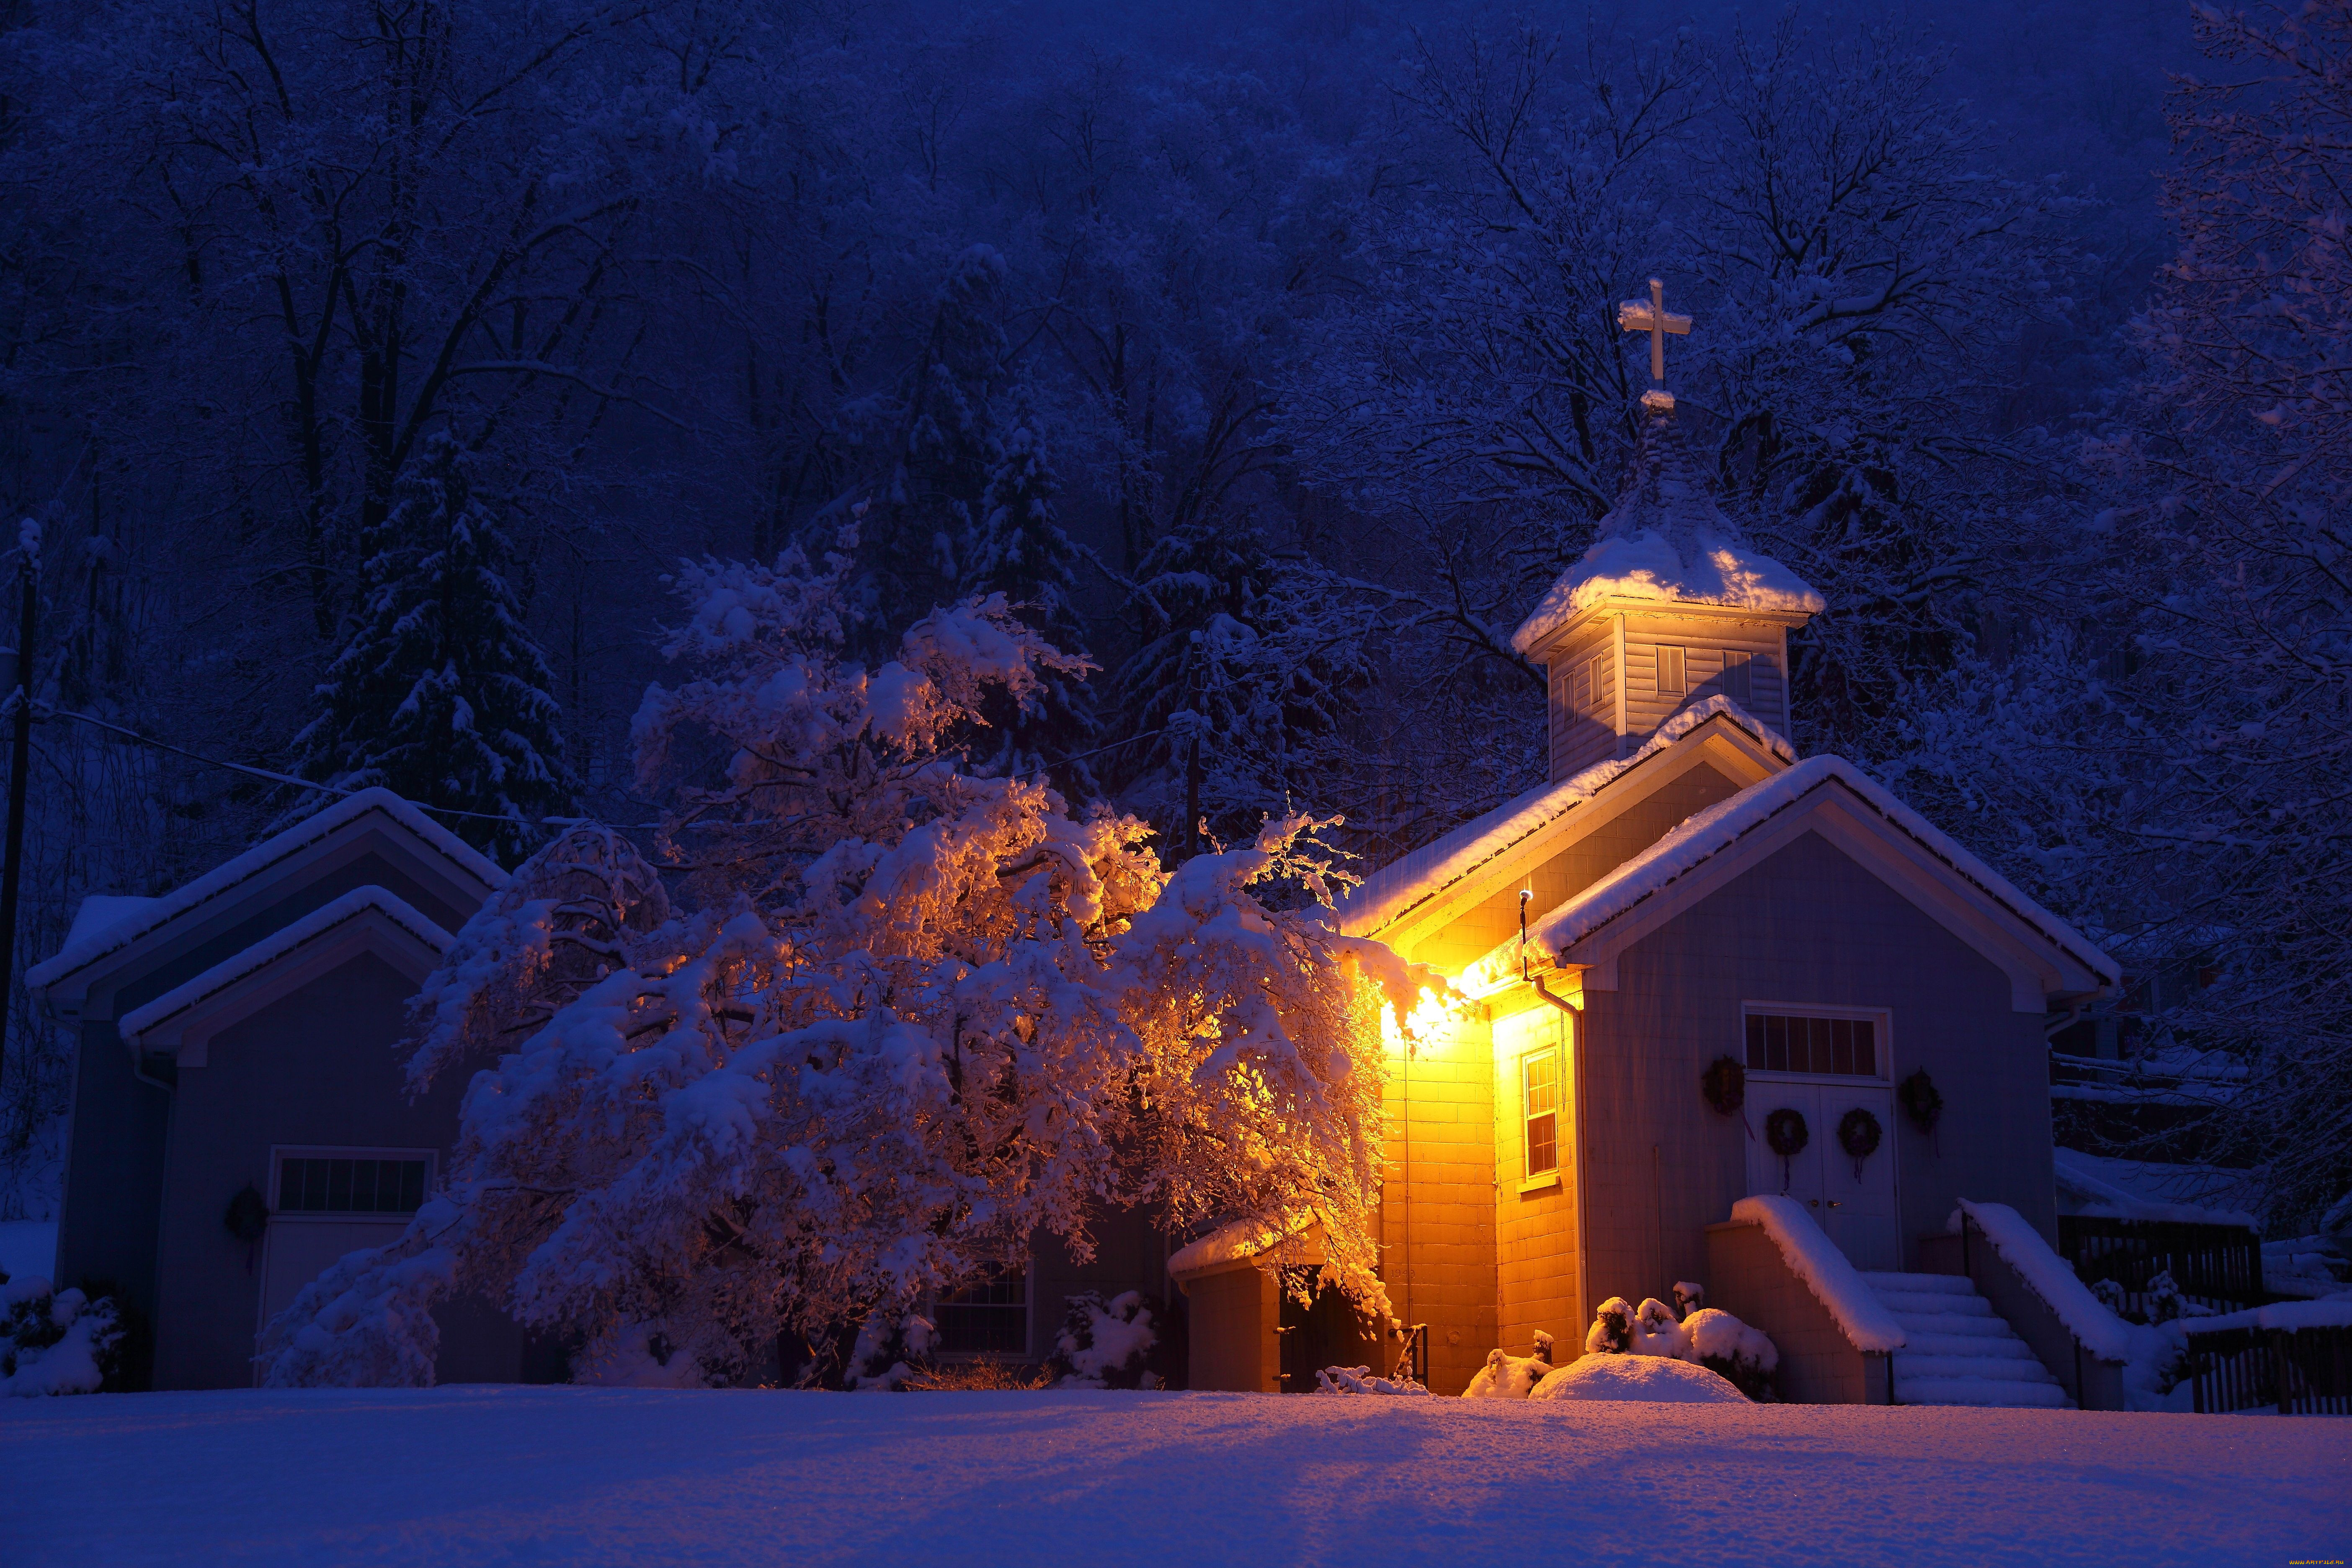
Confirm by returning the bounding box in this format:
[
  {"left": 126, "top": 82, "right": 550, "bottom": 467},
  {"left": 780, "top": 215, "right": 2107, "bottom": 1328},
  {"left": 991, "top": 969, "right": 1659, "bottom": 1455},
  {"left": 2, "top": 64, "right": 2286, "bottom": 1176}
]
[
  {"left": 2141, "top": 1271, "right": 2213, "bottom": 1326},
  {"left": 1315, "top": 1364, "right": 1429, "bottom": 1395},
  {"left": 1529, "top": 1355, "right": 1747, "bottom": 1405},
  {"left": 1, "top": 1274, "right": 121, "bottom": 1397},
  {"left": 1678, "top": 1308, "right": 1780, "bottom": 1402},
  {"left": 257, "top": 531, "right": 1444, "bottom": 1388},
  {"left": 1672, "top": 1281, "right": 1704, "bottom": 1318},
  {"left": 1052, "top": 1291, "right": 1158, "bottom": 1388},
  {"left": 1631, "top": 1298, "right": 1688, "bottom": 1358},
  {"left": 1462, "top": 1346, "right": 1551, "bottom": 1399},
  {"left": 1584, "top": 1296, "right": 1635, "bottom": 1356}
]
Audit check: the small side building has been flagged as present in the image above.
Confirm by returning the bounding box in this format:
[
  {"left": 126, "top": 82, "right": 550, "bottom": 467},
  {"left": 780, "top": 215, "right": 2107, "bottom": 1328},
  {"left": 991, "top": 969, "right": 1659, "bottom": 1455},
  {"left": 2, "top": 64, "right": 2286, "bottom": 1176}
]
[{"left": 28, "top": 789, "right": 545, "bottom": 1390}]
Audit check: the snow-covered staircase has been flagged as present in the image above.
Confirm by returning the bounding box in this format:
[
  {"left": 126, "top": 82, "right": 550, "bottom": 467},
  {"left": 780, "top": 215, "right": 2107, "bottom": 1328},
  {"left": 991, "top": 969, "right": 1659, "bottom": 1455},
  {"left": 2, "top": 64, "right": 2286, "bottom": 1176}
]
[{"left": 1860, "top": 1271, "right": 2071, "bottom": 1409}]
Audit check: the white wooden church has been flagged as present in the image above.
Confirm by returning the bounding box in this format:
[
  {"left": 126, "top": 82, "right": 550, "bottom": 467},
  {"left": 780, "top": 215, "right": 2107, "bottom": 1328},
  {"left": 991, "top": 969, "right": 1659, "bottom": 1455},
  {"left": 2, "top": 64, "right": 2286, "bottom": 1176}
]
[{"left": 1170, "top": 288, "right": 2128, "bottom": 1407}]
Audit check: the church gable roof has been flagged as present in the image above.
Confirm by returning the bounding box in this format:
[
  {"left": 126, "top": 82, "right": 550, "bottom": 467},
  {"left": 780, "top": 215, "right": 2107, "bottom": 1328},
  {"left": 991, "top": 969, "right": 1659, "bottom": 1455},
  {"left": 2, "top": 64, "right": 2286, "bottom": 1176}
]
[
  {"left": 116, "top": 885, "right": 454, "bottom": 1065},
  {"left": 1510, "top": 406, "right": 1823, "bottom": 658},
  {"left": 1466, "top": 756, "right": 2119, "bottom": 1007},
  {"left": 28, "top": 787, "right": 502, "bottom": 1006},
  {"left": 1334, "top": 696, "right": 1794, "bottom": 943}
]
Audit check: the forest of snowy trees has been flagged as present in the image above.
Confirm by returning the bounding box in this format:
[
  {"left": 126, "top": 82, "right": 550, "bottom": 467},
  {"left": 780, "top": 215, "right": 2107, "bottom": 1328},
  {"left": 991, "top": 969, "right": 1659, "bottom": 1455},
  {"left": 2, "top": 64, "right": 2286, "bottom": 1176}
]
[{"left": 0, "top": 0, "right": 2343, "bottom": 1241}]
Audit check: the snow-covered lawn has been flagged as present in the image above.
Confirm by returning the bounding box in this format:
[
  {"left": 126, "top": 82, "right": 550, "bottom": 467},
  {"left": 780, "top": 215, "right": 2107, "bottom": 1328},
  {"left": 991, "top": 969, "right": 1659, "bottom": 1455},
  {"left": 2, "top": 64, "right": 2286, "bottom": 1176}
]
[{"left": 4, "top": 1387, "right": 2342, "bottom": 1566}]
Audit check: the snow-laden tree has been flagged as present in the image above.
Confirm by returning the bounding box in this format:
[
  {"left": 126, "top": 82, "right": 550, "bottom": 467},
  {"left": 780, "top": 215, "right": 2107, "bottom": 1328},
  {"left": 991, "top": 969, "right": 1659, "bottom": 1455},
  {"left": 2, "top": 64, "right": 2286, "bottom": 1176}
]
[
  {"left": 957, "top": 392, "right": 1101, "bottom": 793},
  {"left": 1883, "top": 2, "right": 2352, "bottom": 1233},
  {"left": 293, "top": 434, "right": 580, "bottom": 863},
  {"left": 257, "top": 527, "right": 1435, "bottom": 1387}
]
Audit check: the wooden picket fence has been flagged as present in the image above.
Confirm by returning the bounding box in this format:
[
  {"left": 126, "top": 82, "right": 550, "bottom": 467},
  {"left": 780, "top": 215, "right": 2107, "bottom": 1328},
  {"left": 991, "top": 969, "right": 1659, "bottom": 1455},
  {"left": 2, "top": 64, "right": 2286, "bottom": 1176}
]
[
  {"left": 2057, "top": 1216, "right": 2264, "bottom": 1315},
  {"left": 2189, "top": 1324, "right": 2352, "bottom": 1416}
]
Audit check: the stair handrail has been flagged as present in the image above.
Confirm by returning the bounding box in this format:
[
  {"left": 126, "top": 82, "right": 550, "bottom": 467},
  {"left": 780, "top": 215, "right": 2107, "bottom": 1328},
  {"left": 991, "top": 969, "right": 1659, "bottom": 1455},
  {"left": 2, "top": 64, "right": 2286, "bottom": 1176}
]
[{"left": 1729, "top": 1195, "right": 1906, "bottom": 1352}]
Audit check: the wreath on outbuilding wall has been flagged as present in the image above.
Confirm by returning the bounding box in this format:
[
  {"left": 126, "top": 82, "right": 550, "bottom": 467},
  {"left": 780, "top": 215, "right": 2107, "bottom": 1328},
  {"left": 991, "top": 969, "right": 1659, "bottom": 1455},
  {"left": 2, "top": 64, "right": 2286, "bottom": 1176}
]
[
  {"left": 1702, "top": 1056, "right": 1746, "bottom": 1117},
  {"left": 1764, "top": 1107, "right": 1809, "bottom": 1191},
  {"left": 224, "top": 1182, "right": 270, "bottom": 1274},
  {"left": 1837, "top": 1106, "right": 1883, "bottom": 1180}
]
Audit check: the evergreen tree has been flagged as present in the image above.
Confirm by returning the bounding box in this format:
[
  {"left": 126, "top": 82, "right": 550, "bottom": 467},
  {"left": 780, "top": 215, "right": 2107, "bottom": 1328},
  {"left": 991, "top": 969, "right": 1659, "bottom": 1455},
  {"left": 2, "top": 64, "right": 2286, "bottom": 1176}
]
[
  {"left": 295, "top": 434, "right": 582, "bottom": 864},
  {"left": 849, "top": 245, "right": 1008, "bottom": 655},
  {"left": 959, "top": 395, "right": 1100, "bottom": 794},
  {"left": 1111, "top": 519, "right": 1367, "bottom": 856}
]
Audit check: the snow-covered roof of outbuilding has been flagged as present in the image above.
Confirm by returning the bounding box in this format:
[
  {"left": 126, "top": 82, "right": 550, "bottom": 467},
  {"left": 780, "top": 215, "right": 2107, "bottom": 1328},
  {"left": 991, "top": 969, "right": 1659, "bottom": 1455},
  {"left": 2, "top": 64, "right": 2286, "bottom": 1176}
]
[
  {"left": 1510, "top": 406, "right": 1823, "bottom": 658},
  {"left": 1332, "top": 696, "right": 1793, "bottom": 940},
  {"left": 27, "top": 787, "right": 503, "bottom": 997},
  {"left": 117, "top": 885, "right": 455, "bottom": 1054},
  {"left": 1467, "top": 754, "right": 2119, "bottom": 998}
]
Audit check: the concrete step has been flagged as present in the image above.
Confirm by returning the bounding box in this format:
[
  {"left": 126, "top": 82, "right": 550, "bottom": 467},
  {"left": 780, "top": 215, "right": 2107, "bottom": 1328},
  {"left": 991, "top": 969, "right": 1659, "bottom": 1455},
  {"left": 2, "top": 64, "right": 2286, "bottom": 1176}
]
[
  {"left": 1898, "top": 1330, "right": 2043, "bottom": 1361},
  {"left": 1860, "top": 1269, "right": 2075, "bottom": 1410},
  {"left": 1897, "top": 1352, "right": 2059, "bottom": 1383}
]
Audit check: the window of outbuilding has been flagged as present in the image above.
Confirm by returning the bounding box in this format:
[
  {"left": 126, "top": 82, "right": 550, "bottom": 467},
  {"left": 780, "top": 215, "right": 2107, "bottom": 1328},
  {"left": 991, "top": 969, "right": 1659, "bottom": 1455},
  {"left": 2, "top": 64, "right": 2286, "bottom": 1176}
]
[{"left": 275, "top": 1154, "right": 431, "bottom": 1215}]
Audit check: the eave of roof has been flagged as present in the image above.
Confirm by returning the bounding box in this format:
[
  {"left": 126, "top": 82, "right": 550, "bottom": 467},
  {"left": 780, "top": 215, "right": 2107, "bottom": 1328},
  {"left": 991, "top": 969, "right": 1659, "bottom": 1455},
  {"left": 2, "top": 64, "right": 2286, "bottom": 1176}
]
[
  {"left": 116, "top": 884, "right": 454, "bottom": 1050},
  {"left": 1333, "top": 696, "right": 1794, "bottom": 941},
  {"left": 28, "top": 788, "right": 501, "bottom": 997},
  {"left": 1459, "top": 756, "right": 2119, "bottom": 994}
]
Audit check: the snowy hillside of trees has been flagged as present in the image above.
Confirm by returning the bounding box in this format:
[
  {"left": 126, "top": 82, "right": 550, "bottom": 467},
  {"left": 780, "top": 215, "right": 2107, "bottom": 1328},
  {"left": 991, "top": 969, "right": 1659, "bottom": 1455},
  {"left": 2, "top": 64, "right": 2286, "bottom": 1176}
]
[{"left": 0, "top": 0, "right": 2343, "bottom": 1239}]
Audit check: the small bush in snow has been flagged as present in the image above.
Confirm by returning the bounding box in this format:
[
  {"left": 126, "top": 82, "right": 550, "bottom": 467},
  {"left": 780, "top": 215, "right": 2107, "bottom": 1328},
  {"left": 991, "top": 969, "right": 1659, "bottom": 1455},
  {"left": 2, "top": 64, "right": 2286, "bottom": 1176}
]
[
  {"left": 1, "top": 1274, "right": 121, "bottom": 1397},
  {"left": 1052, "top": 1291, "right": 1158, "bottom": 1388},
  {"left": 1462, "top": 1346, "right": 1551, "bottom": 1398},
  {"left": 1673, "top": 1281, "right": 1705, "bottom": 1318},
  {"left": 1584, "top": 1296, "right": 1635, "bottom": 1355},
  {"left": 1679, "top": 1308, "right": 1780, "bottom": 1402},
  {"left": 1631, "top": 1298, "right": 1688, "bottom": 1358},
  {"left": 1315, "top": 1364, "right": 1428, "bottom": 1395}
]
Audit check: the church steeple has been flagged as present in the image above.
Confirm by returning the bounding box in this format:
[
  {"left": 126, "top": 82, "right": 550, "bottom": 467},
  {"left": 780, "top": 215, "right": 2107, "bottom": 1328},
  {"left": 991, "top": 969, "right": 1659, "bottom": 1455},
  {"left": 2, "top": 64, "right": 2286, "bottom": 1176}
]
[{"left": 1510, "top": 279, "right": 1823, "bottom": 781}]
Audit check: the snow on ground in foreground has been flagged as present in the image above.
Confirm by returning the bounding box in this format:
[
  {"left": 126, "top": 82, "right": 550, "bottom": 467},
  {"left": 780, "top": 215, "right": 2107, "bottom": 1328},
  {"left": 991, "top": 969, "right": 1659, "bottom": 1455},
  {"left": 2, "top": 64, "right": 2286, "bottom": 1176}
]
[{"left": 3, "top": 1387, "right": 2343, "bottom": 1567}]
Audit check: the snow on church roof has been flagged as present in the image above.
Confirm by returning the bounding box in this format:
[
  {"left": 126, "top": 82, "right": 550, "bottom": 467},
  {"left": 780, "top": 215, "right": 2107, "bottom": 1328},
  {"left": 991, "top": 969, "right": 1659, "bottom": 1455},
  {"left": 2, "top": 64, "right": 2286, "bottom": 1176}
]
[
  {"left": 28, "top": 788, "right": 503, "bottom": 993},
  {"left": 1332, "top": 696, "right": 1794, "bottom": 940},
  {"left": 117, "top": 885, "right": 456, "bottom": 1049},
  {"left": 1474, "top": 755, "right": 2119, "bottom": 991},
  {"left": 1509, "top": 405, "right": 1823, "bottom": 657}
]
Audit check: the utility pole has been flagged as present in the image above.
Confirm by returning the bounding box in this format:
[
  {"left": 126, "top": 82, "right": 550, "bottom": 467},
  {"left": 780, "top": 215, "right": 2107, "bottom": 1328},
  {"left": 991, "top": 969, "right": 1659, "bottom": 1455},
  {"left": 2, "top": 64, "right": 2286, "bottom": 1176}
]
[{"left": 0, "top": 520, "right": 40, "bottom": 1057}]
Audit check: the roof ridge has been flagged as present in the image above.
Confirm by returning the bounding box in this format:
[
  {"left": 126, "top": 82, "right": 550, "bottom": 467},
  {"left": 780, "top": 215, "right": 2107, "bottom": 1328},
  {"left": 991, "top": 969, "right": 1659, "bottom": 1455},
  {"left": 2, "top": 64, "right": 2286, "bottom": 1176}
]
[
  {"left": 117, "top": 883, "right": 454, "bottom": 1047},
  {"left": 28, "top": 787, "right": 501, "bottom": 995}
]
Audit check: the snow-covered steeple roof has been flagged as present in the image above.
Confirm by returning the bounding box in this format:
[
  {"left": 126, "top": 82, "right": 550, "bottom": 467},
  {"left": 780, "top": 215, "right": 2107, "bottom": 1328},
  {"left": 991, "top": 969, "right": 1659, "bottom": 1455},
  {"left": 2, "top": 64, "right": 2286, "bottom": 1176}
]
[{"left": 1510, "top": 402, "right": 1824, "bottom": 658}]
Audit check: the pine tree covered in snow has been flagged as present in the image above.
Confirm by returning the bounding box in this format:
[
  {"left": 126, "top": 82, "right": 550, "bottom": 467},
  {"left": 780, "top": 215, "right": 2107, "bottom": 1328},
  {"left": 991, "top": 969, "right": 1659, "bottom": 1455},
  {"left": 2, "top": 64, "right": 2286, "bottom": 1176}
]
[
  {"left": 256, "top": 529, "right": 1439, "bottom": 1388},
  {"left": 1111, "top": 520, "right": 1369, "bottom": 856},
  {"left": 294, "top": 435, "right": 580, "bottom": 864},
  {"left": 847, "top": 245, "right": 1010, "bottom": 653},
  {"left": 957, "top": 394, "right": 1101, "bottom": 793},
  {"left": 1883, "top": 3, "right": 2352, "bottom": 1233}
]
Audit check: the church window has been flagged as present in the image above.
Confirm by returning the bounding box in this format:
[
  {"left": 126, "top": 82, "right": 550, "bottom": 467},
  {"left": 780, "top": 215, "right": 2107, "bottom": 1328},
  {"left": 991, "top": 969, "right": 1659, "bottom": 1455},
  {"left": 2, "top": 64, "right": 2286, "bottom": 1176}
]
[
  {"left": 1522, "top": 1047, "right": 1560, "bottom": 1177},
  {"left": 1655, "top": 646, "right": 1687, "bottom": 698},
  {"left": 275, "top": 1154, "right": 431, "bottom": 1215},
  {"left": 1745, "top": 1011, "right": 1879, "bottom": 1078},
  {"left": 931, "top": 1264, "right": 1029, "bottom": 1356},
  {"left": 1721, "top": 651, "right": 1753, "bottom": 705}
]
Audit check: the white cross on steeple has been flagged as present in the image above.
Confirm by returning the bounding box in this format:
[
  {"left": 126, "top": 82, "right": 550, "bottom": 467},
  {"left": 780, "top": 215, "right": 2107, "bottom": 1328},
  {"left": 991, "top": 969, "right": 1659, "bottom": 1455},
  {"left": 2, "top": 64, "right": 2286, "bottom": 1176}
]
[{"left": 1617, "top": 277, "right": 1692, "bottom": 410}]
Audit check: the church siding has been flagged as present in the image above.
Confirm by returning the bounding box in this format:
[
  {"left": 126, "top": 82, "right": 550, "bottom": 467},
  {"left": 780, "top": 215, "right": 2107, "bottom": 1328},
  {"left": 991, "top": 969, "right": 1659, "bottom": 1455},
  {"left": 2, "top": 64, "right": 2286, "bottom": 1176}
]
[
  {"left": 1546, "top": 623, "right": 1619, "bottom": 781},
  {"left": 1379, "top": 1017, "right": 1498, "bottom": 1395},
  {"left": 1575, "top": 829, "right": 2054, "bottom": 1326},
  {"left": 1492, "top": 1003, "right": 1578, "bottom": 1369},
  {"left": 1618, "top": 616, "right": 1791, "bottom": 740},
  {"left": 1405, "top": 763, "right": 1746, "bottom": 977}
]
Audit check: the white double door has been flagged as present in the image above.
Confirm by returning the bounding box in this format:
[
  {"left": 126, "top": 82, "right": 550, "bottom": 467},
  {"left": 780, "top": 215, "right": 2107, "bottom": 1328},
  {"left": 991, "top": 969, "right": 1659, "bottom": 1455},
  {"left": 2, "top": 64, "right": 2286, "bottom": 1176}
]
[{"left": 1744, "top": 1079, "right": 1901, "bottom": 1271}]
